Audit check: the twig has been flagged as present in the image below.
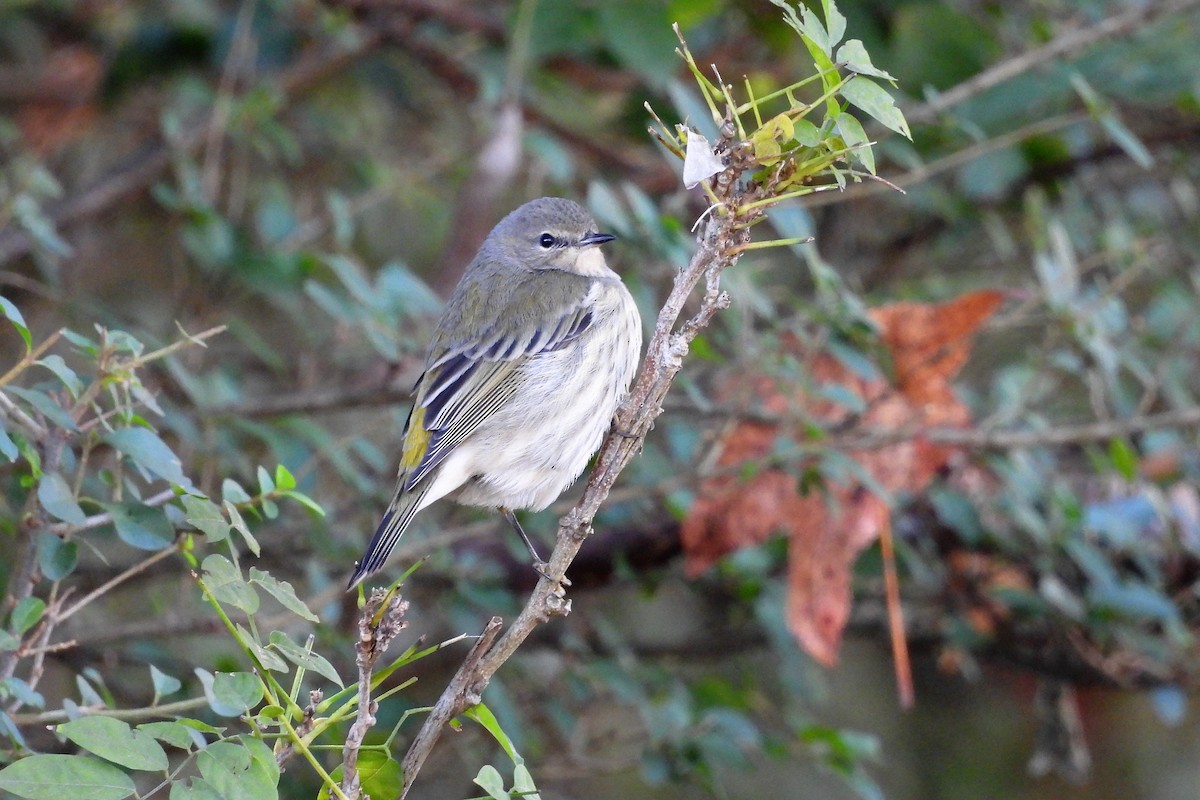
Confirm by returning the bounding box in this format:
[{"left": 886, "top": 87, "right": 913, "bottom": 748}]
[
  {"left": 10, "top": 696, "right": 209, "bottom": 726},
  {"left": 663, "top": 398, "right": 1200, "bottom": 450},
  {"left": 342, "top": 588, "right": 409, "bottom": 799},
  {"left": 399, "top": 616, "right": 503, "bottom": 797},
  {"left": 56, "top": 542, "right": 181, "bottom": 625},
  {"left": 47, "top": 487, "right": 177, "bottom": 536},
  {"left": 905, "top": 0, "right": 1200, "bottom": 125},
  {"left": 0, "top": 32, "right": 384, "bottom": 265}
]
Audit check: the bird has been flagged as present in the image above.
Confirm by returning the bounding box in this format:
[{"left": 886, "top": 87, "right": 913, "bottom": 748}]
[{"left": 348, "top": 197, "right": 642, "bottom": 589}]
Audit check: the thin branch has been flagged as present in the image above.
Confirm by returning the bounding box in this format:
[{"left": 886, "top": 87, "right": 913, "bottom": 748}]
[
  {"left": 399, "top": 616, "right": 503, "bottom": 796},
  {"left": 56, "top": 542, "right": 181, "bottom": 625},
  {"left": 10, "top": 696, "right": 209, "bottom": 726},
  {"left": 47, "top": 487, "right": 176, "bottom": 536},
  {"left": 342, "top": 588, "right": 409, "bottom": 800},
  {"left": 905, "top": 0, "right": 1200, "bottom": 125},
  {"left": 0, "top": 32, "right": 384, "bottom": 265},
  {"left": 396, "top": 208, "right": 745, "bottom": 798}
]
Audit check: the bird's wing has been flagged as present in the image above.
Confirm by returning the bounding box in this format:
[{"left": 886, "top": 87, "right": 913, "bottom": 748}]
[{"left": 399, "top": 270, "right": 598, "bottom": 491}]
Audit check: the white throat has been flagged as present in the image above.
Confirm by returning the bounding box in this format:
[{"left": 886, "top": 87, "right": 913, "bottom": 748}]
[{"left": 572, "top": 246, "right": 617, "bottom": 279}]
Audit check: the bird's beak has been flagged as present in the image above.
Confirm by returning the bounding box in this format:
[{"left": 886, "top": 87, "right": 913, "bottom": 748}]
[{"left": 578, "top": 231, "right": 616, "bottom": 247}]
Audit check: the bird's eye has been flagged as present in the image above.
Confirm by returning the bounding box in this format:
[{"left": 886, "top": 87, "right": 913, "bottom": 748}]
[{"left": 538, "top": 233, "right": 556, "bottom": 249}]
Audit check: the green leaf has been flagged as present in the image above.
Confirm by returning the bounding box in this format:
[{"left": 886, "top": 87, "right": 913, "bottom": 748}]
[
  {"left": 36, "top": 531, "right": 78, "bottom": 580},
  {"left": 833, "top": 111, "right": 874, "bottom": 174},
  {"left": 1108, "top": 439, "right": 1138, "bottom": 481},
  {"left": 168, "top": 778, "right": 223, "bottom": 800},
  {"left": 281, "top": 490, "right": 325, "bottom": 516},
  {"left": 221, "top": 478, "right": 252, "bottom": 505},
  {"left": 0, "top": 709, "right": 28, "bottom": 748},
  {"left": 195, "top": 739, "right": 277, "bottom": 799},
  {"left": 104, "top": 503, "right": 175, "bottom": 550},
  {"left": 839, "top": 75, "right": 910, "bottom": 138},
  {"left": 835, "top": 39, "right": 895, "bottom": 80},
  {"left": 266, "top": 631, "right": 343, "bottom": 687},
  {"left": 35, "top": 355, "right": 83, "bottom": 397},
  {"left": 822, "top": 0, "right": 846, "bottom": 48},
  {"left": 234, "top": 624, "right": 288, "bottom": 672},
  {"left": 239, "top": 735, "right": 280, "bottom": 789},
  {"left": 0, "top": 629, "right": 20, "bottom": 651},
  {"left": 322, "top": 751, "right": 404, "bottom": 800},
  {"left": 0, "top": 423, "right": 17, "bottom": 462},
  {"left": 2, "top": 676, "right": 44, "bottom": 709},
  {"left": 57, "top": 716, "right": 168, "bottom": 772},
  {"left": 223, "top": 501, "right": 260, "bottom": 556},
  {"left": 195, "top": 669, "right": 263, "bottom": 717},
  {"left": 273, "top": 464, "right": 296, "bottom": 491},
  {"left": 0, "top": 296, "right": 31, "bottom": 350},
  {"left": 792, "top": 118, "right": 822, "bottom": 147},
  {"left": 255, "top": 465, "right": 274, "bottom": 495},
  {"left": 201, "top": 555, "right": 259, "bottom": 614},
  {"left": 248, "top": 568, "right": 318, "bottom": 622},
  {"left": 6, "top": 387, "right": 76, "bottom": 431},
  {"left": 103, "top": 428, "right": 192, "bottom": 489},
  {"left": 0, "top": 755, "right": 136, "bottom": 800},
  {"left": 10, "top": 597, "right": 46, "bottom": 636},
  {"left": 176, "top": 717, "right": 224, "bottom": 735},
  {"left": 138, "top": 721, "right": 197, "bottom": 751},
  {"left": 181, "top": 495, "right": 230, "bottom": 542},
  {"left": 466, "top": 704, "right": 519, "bottom": 762},
  {"left": 597, "top": 0, "right": 678, "bottom": 85},
  {"left": 473, "top": 765, "right": 510, "bottom": 800},
  {"left": 37, "top": 472, "right": 85, "bottom": 526},
  {"left": 148, "top": 665, "right": 182, "bottom": 702},
  {"left": 512, "top": 764, "right": 540, "bottom": 799}
]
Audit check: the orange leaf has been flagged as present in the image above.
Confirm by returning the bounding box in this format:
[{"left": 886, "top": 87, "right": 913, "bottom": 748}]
[
  {"left": 786, "top": 488, "right": 889, "bottom": 665},
  {"left": 680, "top": 290, "right": 1006, "bottom": 666}
]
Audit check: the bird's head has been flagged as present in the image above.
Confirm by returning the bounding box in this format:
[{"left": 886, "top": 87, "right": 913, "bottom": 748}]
[{"left": 485, "top": 197, "right": 617, "bottom": 277}]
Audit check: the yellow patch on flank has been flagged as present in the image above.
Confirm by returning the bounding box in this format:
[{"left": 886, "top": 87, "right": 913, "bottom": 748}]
[{"left": 400, "top": 407, "right": 431, "bottom": 470}]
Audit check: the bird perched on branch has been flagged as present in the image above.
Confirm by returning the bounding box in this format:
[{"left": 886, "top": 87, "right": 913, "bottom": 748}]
[{"left": 349, "top": 197, "right": 642, "bottom": 589}]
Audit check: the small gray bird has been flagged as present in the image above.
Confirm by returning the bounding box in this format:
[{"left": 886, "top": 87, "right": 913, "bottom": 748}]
[{"left": 349, "top": 197, "right": 642, "bottom": 588}]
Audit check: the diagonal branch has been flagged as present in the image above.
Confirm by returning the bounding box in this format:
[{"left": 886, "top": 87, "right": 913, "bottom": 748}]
[
  {"left": 395, "top": 209, "right": 743, "bottom": 799},
  {"left": 905, "top": 0, "right": 1200, "bottom": 125}
]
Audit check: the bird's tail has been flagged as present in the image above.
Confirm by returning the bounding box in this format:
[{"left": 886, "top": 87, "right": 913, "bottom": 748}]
[{"left": 347, "top": 484, "right": 430, "bottom": 589}]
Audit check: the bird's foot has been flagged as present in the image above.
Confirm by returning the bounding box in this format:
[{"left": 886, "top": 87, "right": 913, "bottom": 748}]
[{"left": 533, "top": 559, "right": 571, "bottom": 587}]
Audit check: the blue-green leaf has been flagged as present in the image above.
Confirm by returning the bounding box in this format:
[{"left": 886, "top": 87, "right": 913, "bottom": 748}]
[
  {"left": 0, "top": 755, "right": 135, "bottom": 800},
  {"left": 201, "top": 555, "right": 259, "bottom": 614},
  {"left": 10, "top": 597, "right": 46, "bottom": 636},
  {"left": 473, "top": 765, "right": 510, "bottom": 800},
  {"left": 194, "top": 739, "right": 276, "bottom": 800},
  {"left": 248, "top": 568, "right": 318, "bottom": 622},
  {"left": 137, "top": 721, "right": 196, "bottom": 751},
  {"left": 195, "top": 669, "right": 263, "bottom": 718},
  {"left": 840, "top": 75, "right": 910, "bottom": 138},
  {"left": 266, "top": 631, "right": 343, "bottom": 687},
  {"left": 104, "top": 503, "right": 175, "bottom": 551},
  {"left": 148, "top": 665, "right": 182, "bottom": 702},
  {"left": 37, "top": 472, "right": 85, "bottom": 526},
  {"left": 103, "top": 428, "right": 191, "bottom": 489},
  {"left": 57, "top": 716, "right": 169, "bottom": 772},
  {"left": 0, "top": 296, "right": 31, "bottom": 350},
  {"left": 36, "top": 355, "right": 83, "bottom": 398},
  {"left": 37, "top": 530, "right": 78, "bottom": 580},
  {"left": 6, "top": 386, "right": 76, "bottom": 431},
  {"left": 181, "top": 495, "right": 229, "bottom": 542}
]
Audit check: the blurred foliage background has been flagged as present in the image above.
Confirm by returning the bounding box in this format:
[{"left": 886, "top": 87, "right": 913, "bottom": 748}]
[{"left": 2, "top": 0, "right": 1200, "bottom": 798}]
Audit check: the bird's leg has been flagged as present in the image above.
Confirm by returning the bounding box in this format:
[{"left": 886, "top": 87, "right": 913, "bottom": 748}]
[{"left": 501, "top": 507, "right": 570, "bottom": 586}]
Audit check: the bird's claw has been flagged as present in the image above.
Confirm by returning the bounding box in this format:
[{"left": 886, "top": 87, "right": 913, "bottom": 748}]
[{"left": 533, "top": 559, "right": 571, "bottom": 587}]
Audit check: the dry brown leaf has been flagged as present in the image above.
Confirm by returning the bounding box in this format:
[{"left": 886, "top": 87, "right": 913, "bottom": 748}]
[{"left": 680, "top": 289, "right": 1005, "bottom": 666}]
